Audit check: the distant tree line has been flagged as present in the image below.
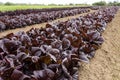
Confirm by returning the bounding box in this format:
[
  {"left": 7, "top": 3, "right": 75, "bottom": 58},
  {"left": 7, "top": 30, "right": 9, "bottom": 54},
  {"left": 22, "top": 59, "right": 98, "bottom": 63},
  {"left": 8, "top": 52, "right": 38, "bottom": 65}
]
[
  {"left": 0, "top": 2, "right": 89, "bottom": 6},
  {"left": 92, "top": 1, "right": 120, "bottom": 6},
  {"left": 0, "top": 1, "right": 120, "bottom": 6},
  {"left": 0, "top": 2, "right": 28, "bottom": 5}
]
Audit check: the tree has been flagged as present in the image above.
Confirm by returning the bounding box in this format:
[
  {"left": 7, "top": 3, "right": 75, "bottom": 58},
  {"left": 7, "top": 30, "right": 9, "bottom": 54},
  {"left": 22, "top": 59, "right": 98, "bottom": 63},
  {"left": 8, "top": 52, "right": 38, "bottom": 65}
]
[
  {"left": 112, "top": 1, "right": 120, "bottom": 6},
  {"left": 92, "top": 1, "right": 106, "bottom": 6},
  {"left": 69, "top": 3, "right": 74, "bottom": 6},
  {"left": 108, "top": 1, "right": 120, "bottom": 6},
  {"left": 48, "top": 4, "right": 57, "bottom": 6},
  {"left": 4, "top": 2, "right": 14, "bottom": 5}
]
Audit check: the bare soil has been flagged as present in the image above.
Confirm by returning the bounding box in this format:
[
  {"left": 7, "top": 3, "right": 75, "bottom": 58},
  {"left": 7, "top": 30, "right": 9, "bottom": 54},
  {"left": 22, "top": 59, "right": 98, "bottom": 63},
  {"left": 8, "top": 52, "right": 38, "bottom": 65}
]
[
  {"left": 0, "top": 10, "right": 96, "bottom": 38},
  {"left": 79, "top": 10, "right": 120, "bottom": 80}
]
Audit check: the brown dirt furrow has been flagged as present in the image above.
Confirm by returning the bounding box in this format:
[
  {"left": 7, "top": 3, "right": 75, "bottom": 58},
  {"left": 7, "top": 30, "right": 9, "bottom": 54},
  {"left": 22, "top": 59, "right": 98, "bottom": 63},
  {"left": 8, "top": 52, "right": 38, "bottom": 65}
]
[
  {"left": 0, "top": 10, "right": 96, "bottom": 38},
  {"left": 79, "top": 10, "right": 120, "bottom": 80}
]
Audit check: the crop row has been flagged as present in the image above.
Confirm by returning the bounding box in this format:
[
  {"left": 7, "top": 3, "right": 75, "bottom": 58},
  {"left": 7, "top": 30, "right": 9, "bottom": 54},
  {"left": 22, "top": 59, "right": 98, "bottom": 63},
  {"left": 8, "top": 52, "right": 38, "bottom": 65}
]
[
  {"left": 0, "top": 8, "right": 90, "bottom": 32},
  {"left": 0, "top": 7, "right": 118, "bottom": 80}
]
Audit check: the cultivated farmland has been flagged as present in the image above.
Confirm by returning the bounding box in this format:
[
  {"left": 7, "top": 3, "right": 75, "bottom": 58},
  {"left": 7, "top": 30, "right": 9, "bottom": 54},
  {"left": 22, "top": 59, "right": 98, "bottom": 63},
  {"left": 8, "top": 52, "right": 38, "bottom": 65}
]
[{"left": 0, "top": 6, "right": 120, "bottom": 80}]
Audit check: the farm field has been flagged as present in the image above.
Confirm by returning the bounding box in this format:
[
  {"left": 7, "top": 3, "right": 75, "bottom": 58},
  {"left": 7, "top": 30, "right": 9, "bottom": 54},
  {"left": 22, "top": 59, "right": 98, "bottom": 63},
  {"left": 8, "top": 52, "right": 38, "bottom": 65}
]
[
  {"left": 0, "top": 6, "right": 120, "bottom": 80},
  {"left": 0, "top": 7, "right": 90, "bottom": 31},
  {"left": 79, "top": 9, "right": 120, "bottom": 80},
  {"left": 0, "top": 5, "right": 88, "bottom": 11},
  {"left": 0, "top": 9, "right": 95, "bottom": 38}
]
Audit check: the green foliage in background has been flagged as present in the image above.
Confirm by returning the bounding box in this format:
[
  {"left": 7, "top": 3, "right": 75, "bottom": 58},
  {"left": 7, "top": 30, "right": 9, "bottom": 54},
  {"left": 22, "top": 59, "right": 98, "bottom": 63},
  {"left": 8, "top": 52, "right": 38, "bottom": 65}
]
[
  {"left": 92, "top": 1, "right": 106, "bottom": 6},
  {"left": 92, "top": 1, "right": 120, "bottom": 6},
  {"left": 108, "top": 1, "right": 120, "bottom": 6},
  {"left": 0, "top": 2, "right": 89, "bottom": 12}
]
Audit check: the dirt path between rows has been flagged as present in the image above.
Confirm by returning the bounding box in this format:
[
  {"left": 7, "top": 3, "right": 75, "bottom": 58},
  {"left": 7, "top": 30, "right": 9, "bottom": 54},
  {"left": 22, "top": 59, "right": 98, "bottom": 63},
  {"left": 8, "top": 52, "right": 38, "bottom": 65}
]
[
  {"left": 79, "top": 10, "right": 120, "bottom": 80},
  {"left": 0, "top": 10, "right": 96, "bottom": 38}
]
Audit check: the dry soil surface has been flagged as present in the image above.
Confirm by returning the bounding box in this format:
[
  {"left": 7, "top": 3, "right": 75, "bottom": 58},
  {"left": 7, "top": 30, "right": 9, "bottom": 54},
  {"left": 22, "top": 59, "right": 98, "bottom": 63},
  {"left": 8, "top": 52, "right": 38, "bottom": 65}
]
[
  {"left": 0, "top": 10, "right": 96, "bottom": 38},
  {"left": 79, "top": 10, "right": 120, "bottom": 80}
]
